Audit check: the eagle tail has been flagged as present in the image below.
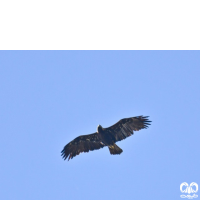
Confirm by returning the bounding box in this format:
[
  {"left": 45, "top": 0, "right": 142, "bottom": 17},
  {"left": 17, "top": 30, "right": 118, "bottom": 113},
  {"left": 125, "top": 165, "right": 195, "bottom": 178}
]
[{"left": 108, "top": 144, "right": 123, "bottom": 155}]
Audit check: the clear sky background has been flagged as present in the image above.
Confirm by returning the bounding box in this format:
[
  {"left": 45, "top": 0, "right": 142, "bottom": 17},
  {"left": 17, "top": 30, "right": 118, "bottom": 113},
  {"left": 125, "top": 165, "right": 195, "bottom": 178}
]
[{"left": 0, "top": 51, "right": 199, "bottom": 200}]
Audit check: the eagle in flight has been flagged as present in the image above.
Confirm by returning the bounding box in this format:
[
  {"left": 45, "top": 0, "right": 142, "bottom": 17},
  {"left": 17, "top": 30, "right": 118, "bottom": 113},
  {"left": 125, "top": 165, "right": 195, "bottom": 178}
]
[{"left": 61, "top": 116, "right": 151, "bottom": 161}]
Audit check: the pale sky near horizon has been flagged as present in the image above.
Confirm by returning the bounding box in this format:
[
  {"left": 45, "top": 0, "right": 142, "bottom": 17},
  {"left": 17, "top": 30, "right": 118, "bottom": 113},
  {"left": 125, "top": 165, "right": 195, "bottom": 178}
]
[{"left": 0, "top": 51, "right": 199, "bottom": 200}]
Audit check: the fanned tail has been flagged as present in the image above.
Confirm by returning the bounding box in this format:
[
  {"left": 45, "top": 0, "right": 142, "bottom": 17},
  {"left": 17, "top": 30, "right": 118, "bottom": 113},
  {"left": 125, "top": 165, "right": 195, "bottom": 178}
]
[{"left": 108, "top": 144, "right": 123, "bottom": 155}]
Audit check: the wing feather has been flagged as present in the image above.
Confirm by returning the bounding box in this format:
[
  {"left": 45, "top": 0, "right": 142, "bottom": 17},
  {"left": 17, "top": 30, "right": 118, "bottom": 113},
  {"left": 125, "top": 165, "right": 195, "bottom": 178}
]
[
  {"left": 61, "top": 133, "right": 105, "bottom": 160},
  {"left": 104, "top": 116, "right": 151, "bottom": 143}
]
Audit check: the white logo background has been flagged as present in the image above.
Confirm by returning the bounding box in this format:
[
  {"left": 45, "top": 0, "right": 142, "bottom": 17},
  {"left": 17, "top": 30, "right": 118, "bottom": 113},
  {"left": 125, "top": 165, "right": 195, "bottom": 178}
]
[{"left": 180, "top": 182, "right": 198, "bottom": 199}]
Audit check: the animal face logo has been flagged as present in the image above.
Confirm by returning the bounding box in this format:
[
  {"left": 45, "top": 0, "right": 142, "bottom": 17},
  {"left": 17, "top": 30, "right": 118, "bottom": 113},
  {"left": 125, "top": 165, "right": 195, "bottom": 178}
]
[{"left": 180, "top": 182, "right": 198, "bottom": 199}]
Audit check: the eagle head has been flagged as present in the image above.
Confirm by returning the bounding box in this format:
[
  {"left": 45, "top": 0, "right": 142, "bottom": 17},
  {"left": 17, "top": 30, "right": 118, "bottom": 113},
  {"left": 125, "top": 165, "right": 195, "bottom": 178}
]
[{"left": 97, "top": 125, "right": 103, "bottom": 133}]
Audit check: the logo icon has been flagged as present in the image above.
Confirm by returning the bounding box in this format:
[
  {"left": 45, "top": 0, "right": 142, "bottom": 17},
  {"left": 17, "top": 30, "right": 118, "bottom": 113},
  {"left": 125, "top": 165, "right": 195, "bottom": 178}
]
[{"left": 180, "top": 182, "right": 198, "bottom": 199}]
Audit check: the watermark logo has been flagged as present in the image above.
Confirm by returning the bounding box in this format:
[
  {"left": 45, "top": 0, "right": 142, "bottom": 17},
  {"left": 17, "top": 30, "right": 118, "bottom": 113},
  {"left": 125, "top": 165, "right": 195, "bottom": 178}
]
[{"left": 180, "top": 182, "right": 198, "bottom": 199}]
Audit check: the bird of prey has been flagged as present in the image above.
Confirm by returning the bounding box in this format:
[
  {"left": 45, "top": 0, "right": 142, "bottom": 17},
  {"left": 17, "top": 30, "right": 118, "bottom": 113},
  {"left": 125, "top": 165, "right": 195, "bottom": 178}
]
[{"left": 61, "top": 116, "right": 151, "bottom": 161}]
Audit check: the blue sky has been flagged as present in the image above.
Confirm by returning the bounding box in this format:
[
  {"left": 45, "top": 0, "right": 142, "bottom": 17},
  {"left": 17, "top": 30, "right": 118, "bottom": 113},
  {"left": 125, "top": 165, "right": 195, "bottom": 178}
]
[{"left": 0, "top": 51, "right": 199, "bottom": 200}]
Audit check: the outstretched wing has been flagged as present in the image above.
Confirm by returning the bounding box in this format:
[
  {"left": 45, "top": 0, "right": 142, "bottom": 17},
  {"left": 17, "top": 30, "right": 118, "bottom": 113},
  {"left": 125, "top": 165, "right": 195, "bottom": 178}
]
[
  {"left": 61, "top": 133, "right": 105, "bottom": 161},
  {"left": 104, "top": 116, "right": 151, "bottom": 143}
]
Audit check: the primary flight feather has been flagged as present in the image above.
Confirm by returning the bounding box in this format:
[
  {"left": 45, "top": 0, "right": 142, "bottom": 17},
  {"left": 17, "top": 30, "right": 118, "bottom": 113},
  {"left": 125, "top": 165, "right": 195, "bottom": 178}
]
[{"left": 61, "top": 115, "right": 151, "bottom": 161}]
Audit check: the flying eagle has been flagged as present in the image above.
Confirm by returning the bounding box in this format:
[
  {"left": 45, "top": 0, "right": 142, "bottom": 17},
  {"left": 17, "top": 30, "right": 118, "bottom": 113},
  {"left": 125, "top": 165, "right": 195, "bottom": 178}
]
[{"left": 61, "top": 116, "right": 151, "bottom": 161}]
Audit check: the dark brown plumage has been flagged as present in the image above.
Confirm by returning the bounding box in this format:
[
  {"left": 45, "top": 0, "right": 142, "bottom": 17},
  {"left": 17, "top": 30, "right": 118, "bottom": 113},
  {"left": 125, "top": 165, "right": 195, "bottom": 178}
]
[{"left": 61, "top": 116, "right": 151, "bottom": 161}]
